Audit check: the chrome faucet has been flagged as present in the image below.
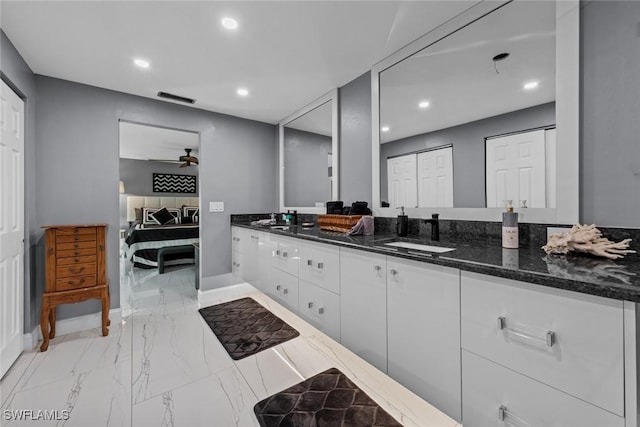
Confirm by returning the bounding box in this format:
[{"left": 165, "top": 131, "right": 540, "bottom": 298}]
[{"left": 425, "top": 213, "right": 440, "bottom": 241}]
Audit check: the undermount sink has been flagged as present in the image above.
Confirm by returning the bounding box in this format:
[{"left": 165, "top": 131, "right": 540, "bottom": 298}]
[
  {"left": 270, "top": 225, "right": 290, "bottom": 230},
  {"left": 383, "top": 241, "right": 455, "bottom": 254}
]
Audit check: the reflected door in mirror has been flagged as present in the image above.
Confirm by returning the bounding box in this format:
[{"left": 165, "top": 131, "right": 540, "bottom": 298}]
[{"left": 417, "top": 147, "right": 453, "bottom": 208}]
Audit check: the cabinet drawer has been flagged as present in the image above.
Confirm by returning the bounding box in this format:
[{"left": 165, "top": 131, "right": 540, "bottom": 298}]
[
  {"left": 56, "top": 227, "right": 96, "bottom": 236},
  {"left": 55, "top": 274, "right": 97, "bottom": 292},
  {"left": 462, "top": 350, "right": 624, "bottom": 427},
  {"left": 56, "top": 262, "right": 96, "bottom": 279},
  {"left": 57, "top": 247, "right": 96, "bottom": 258},
  {"left": 56, "top": 233, "right": 97, "bottom": 243},
  {"left": 298, "top": 279, "right": 340, "bottom": 342},
  {"left": 271, "top": 237, "right": 299, "bottom": 276},
  {"left": 269, "top": 267, "right": 299, "bottom": 312},
  {"left": 57, "top": 240, "right": 96, "bottom": 251},
  {"left": 57, "top": 254, "right": 97, "bottom": 266},
  {"left": 461, "top": 271, "right": 624, "bottom": 415},
  {"left": 298, "top": 241, "right": 340, "bottom": 294}
]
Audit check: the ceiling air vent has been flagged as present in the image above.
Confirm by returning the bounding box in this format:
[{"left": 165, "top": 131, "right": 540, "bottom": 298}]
[{"left": 157, "top": 91, "right": 196, "bottom": 104}]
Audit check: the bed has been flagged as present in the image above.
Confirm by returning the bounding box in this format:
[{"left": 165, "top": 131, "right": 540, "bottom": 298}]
[{"left": 122, "top": 195, "right": 200, "bottom": 269}]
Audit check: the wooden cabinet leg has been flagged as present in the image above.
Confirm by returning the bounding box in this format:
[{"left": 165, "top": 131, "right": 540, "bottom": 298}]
[
  {"left": 101, "top": 288, "right": 110, "bottom": 336},
  {"left": 40, "top": 298, "right": 50, "bottom": 352},
  {"left": 49, "top": 307, "right": 56, "bottom": 338}
]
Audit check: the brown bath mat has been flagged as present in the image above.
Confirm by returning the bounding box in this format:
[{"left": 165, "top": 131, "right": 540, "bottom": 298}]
[
  {"left": 254, "top": 368, "right": 403, "bottom": 426},
  {"left": 198, "top": 297, "right": 299, "bottom": 360}
]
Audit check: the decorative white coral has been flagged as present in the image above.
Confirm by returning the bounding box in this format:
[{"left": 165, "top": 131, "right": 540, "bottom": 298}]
[{"left": 542, "top": 224, "right": 636, "bottom": 260}]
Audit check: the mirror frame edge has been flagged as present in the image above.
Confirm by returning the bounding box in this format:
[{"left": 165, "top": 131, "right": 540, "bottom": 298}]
[
  {"left": 279, "top": 88, "right": 339, "bottom": 214},
  {"left": 371, "top": 0, "right": 579, "bottom": 224}
]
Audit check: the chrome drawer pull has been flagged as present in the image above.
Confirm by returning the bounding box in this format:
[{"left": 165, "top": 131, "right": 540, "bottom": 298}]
[
  {"left": 282, "top": 288, "right": 288, "bottom": 295},
  {"left": 308, "top": 302, "right": 324, "bottom": 315},
  {"left": 307, "top": 259, "right": 313, "bottom": 266},
  {"left": 498, "top": 405, "right": 530, "bottom": 426},
  {"left": 389, "top": 269, "right": 398, "bottom": 276},
  {"left": 282, "top": 252, "right": 288, "bottom": 258},
  {"left": 497, "top": 316, "right": 556, "bottom": 348},
  {"left": 374, "top": 265, "right": 382, "bottom": 272},
  {"left": 316, "top": 262, "right": 323, "bottom": 270},
  {"left": 276, "top": 250, "right": 281, "bottom": 255}
]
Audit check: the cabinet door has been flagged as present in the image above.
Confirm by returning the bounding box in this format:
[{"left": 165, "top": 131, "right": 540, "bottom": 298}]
[
  {"left": 340, "top": 248, "right": 387, "bottom": 373},
  {"left": 269, "top": 267, "right": 299, "bottom": 312},
  {"left": 298, "top": 241, "right": 340, "bottom": 294},
  {"left": 462, "top": 350, "right": 624, "bottom": 427},
  {"left": 254, "top": 232, "right": 270, "bottom": 292},
  {"left": 387, "top": 258, "right": 461, "bottom": 422},
  {"left": 298, "top": 279, "right": 340, "bottom": 342}
]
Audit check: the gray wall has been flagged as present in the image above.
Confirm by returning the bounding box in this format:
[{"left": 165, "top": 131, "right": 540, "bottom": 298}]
[
  {"left": 283, "top": 128, "right": 331, "bottom": 206},
  {"left": 1, "top": 30, "right": 38, "bottom": 333},
  {"left": 580, "top": 1, "right": 640, "bottom": 227},
  {"left": 380, "top": 102, "right": 555, "bottom": 207},
  {"left": 339, "top": 71, "right": 373, "bottom": 204},
  {"left": 119, "top": 158, "right": 200, "bottom": 227},
  {"left": 34, "top": 75, "right": 277, "bottom": 322}
]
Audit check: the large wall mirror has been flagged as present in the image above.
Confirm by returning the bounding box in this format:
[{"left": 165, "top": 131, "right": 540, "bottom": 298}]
[
  {"left": 279, "top": 90, "right": 338, "bottom": 213},
  {"left": 372, "top": 0, "right": 579, "bottom": 223}
]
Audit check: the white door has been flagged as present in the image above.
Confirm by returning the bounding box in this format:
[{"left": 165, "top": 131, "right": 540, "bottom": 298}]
[
  {"left": 486, "top": 129, "right": 546, "bottom": 208},
  {"left": 0, "top": 80, "right": 25, "bottom": 378},
  {"left": 387, "top": 154, "right": 417, "bottom": 208},
  {"left": 417, "top": 147, "right": 453, "bottom": 207}
]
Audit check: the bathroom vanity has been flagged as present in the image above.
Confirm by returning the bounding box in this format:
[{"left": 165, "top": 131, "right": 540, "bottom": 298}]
[{"left": 230, "top": 221, "right": 640, "bottom": 426}]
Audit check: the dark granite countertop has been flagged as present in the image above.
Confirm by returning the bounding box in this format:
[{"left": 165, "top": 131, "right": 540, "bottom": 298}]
[{"left": 232, "top": 222, "right": 640, "bottom": 303}]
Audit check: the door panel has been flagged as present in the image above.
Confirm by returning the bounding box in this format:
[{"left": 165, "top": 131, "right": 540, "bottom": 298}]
[
  {"left": 1, "top": 80, "right": 25, "bottom": 379},
  {"left": 417, "top": 147, "right": 453, "bottom": 207}
]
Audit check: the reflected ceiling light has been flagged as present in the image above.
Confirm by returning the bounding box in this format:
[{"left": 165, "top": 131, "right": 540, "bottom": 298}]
[
  {"left": 381, "top": 126, "right": 390, "bottom": 132},
  {"left": 237, "top": 87, "right": 249, "bottom": 97},
  {"left": 524, "top": 81, "right": 539, "bottom": 90},
  {"left": 222, "top": 17, "right": 238, "bottom": 30},
  {"left": 133, "top": 58, "right": 150, "bottom": 69},
  {"left": 418, "top": 101, "right": 430, "bottom": 109}
]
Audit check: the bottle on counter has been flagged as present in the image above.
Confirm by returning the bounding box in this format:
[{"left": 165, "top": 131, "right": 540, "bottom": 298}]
[{"left": 502, "top": 200, "right": 519, "bottom": 249}]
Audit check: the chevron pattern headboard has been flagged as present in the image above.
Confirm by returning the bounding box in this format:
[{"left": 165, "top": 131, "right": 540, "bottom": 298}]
[{"left": 126, "top": 196, "right": 199, "bottom": 222}]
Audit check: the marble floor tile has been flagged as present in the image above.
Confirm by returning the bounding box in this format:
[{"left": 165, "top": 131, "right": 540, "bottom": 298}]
[
  {"left": 0, "top": 351, "right": 38, "bottom": 407},
  {"left": 133, "top": 366, "right": 259, "bottom": 427}
]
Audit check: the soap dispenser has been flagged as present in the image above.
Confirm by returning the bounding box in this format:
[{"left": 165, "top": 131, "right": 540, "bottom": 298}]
[
  {"left": 397, "top": 206, "right": 408, "bottom": 237},
  {"left": 502, "top": 200, "right": 519, "bottom": 248}
]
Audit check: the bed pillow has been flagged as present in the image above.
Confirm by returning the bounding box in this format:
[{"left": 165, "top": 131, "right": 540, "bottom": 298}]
[{"left": 149, "top": 207, "right": 176, "bottom": 225}]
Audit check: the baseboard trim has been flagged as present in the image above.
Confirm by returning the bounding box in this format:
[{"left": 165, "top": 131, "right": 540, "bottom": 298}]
[
  {"left": 29, "top": 308, "right": 122, "bottom": 345},
  {"left": 198, "top": 282, "right": 255, "bottom": 304}
]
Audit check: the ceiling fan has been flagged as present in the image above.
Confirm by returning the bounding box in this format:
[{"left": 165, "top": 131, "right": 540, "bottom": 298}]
[{"left": 151, "top": 148, "right": 199, "bottom": 168}]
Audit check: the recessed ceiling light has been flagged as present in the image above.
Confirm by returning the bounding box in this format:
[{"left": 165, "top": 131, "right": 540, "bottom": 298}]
[
  {"left": 524, "top": 81, "right": 539, "bottom": 90},
  {"left": 418, "top": 101, "right": 430, "bottom": 109},
  {"left": 222, "top": 17, "right": 238, "bottom": 30},
  {"left": 133, "top": 58, "right": 150, "bottom": 69},
  {"left": 381, "top": 126, "right": 390, "bottom": 132},
  {"left": 237, "top": 88, "right": 249, "bottom": 97}
]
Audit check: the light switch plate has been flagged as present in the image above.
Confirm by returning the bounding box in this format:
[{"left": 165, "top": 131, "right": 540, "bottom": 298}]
[{"left": 209, "top": 201, "right": 224, "bottom": 212}]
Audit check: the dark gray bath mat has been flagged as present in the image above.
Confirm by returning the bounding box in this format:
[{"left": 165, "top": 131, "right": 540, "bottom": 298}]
[
  {"left": 254, "top": 367, "right": 403, "bottom": 426},
  {"left": 198, "top": 297, "right": 299, "bottom": 360}
]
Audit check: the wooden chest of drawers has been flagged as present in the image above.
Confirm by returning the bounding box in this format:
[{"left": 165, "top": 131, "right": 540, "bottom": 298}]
[{"left": 40, "top": 224, "right": 110, "bottom": 351}]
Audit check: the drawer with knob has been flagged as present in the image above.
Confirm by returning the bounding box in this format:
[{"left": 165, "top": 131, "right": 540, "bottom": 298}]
[
  {"left": 56, "top": 227, "right": 96, "bottom": 236},
  {"left": 299, "top": 278, "right": 340, "bottom": 341},
  {"left": 461, "top": 271, "right": 624, "bottom": 415},
  {"left": 55, "top": 262, "right": 96, "bottom": 279},
  {"left": 55, "top": 274, "right": 97, "bottom": 292},
  {"left": 461, "top": 350, "right": 624, "bottom": 427},
  {"left": 56, "top": 233, "right": 97, "bottom": 244},
  {"left": 270, "top": 267, "right": 299, "bottom": 312},
  {"left": 56, "top": 255, "right": 97, "bottom": 266},
  {"left": 298, "top": 241, "right": 340, "bottom": 294},
  {"left": 57, "top": 247, "right": 97, "bottom": 258},
  {"left": 57, "top": 240, "right": 97, "bottom": 251}
]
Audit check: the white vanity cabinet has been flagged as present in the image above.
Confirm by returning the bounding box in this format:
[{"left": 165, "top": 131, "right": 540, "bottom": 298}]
[
  {"left": 231, "top": 227, "right": 247, "bottom": 279},
  {"left": 460, "top": 271, "right": 626, "bottom": 425},
  {"left": 298, "top": 279, "right": 340, "bottom": 341},
  {"left": 339, "top": 248, "right": 388, "bottom": 373},
  {"left": 387, "top": 258, "right": 461, "bottom": 422}
]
